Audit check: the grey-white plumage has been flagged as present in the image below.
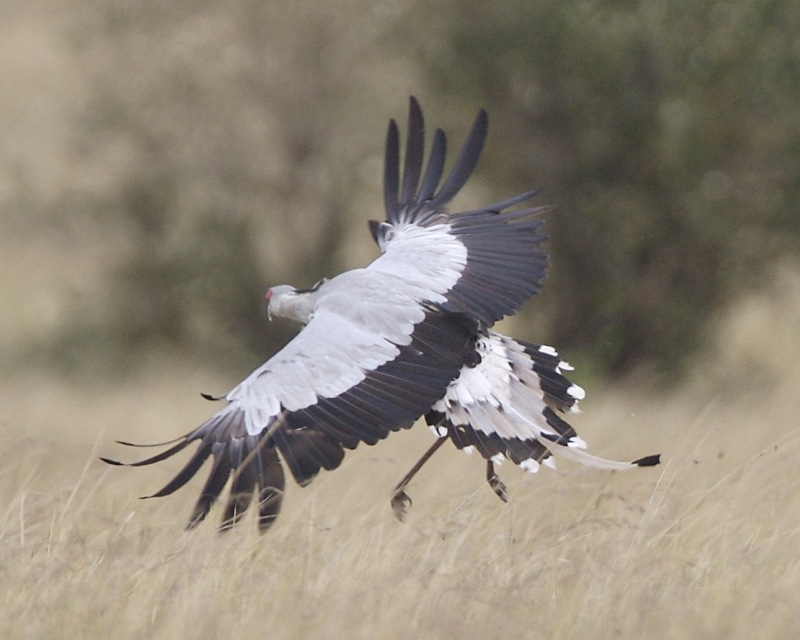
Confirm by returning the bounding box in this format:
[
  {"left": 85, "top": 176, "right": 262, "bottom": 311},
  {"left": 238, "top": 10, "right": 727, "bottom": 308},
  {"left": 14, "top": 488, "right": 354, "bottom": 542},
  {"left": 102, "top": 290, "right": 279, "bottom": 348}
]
[
  {"left": 236, "top": 268, "right": 446, "bottom": 430},
  {"left": 103, "top": 97, "right": 658, "bottom": 532}
]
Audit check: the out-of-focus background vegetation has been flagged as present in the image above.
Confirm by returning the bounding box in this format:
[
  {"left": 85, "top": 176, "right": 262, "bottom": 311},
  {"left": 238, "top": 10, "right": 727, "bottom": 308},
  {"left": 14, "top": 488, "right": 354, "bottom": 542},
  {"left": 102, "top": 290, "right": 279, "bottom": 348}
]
[
  {"left": 3, "top": 1, "right": 800, "bottom": 638},
  {"left": 5, "top": 0, "right": 798, "bottom": 379}
]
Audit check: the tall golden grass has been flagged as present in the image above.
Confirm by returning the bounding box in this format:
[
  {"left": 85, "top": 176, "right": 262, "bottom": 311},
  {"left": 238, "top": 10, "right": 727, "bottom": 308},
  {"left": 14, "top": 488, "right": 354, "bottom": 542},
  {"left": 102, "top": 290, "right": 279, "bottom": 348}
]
[{"left": 2, "top": 261, "right": 799, "bottom": 639}]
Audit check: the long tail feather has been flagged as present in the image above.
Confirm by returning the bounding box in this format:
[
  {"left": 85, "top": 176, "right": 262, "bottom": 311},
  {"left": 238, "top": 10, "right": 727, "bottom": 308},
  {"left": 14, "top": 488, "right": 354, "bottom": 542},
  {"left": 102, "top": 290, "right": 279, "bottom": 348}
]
[{"left": 546, "top": 444, "right": 660, "bottom": 471}]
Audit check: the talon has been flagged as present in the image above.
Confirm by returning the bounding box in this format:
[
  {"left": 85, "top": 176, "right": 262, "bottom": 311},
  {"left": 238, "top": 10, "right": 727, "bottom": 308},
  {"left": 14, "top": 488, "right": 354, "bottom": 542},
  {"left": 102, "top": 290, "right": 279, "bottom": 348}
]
[
  {"left": 391, "top": 490, "right": 413, "bottom": 521},
  {"left": 488, "top": 475, "right": 508, "bottom": 503}
]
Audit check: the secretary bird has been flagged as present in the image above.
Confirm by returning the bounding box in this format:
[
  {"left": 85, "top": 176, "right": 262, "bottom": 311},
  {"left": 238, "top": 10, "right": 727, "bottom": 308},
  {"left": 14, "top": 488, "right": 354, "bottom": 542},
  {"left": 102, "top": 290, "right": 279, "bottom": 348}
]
[{"left": 103, "top": 97, "right": 659, "bottom": 531}]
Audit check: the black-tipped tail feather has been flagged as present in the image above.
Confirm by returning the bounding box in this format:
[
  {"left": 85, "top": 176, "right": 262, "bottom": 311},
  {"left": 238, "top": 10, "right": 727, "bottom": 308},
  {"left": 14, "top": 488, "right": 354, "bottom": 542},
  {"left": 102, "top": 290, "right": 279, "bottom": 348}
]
[{"left": 632, "top": 454, "right": 661, "bottom": 467}]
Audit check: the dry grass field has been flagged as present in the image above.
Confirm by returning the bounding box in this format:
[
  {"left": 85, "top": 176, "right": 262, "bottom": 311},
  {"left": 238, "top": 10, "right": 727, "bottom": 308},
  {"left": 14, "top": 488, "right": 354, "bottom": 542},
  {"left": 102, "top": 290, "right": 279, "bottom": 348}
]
[{"left": 2, "top": 231, "right": 800, "bottom": 639}]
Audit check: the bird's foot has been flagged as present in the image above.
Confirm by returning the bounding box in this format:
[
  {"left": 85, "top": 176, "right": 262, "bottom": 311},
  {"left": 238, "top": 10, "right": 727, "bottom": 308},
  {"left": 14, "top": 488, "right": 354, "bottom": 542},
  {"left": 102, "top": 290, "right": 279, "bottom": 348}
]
[
  {"left": 488, "top": 474, "right": 508, "bottom": 503},
  {"left": 391, "top": 489, "right": 413, "bottom": 521}
]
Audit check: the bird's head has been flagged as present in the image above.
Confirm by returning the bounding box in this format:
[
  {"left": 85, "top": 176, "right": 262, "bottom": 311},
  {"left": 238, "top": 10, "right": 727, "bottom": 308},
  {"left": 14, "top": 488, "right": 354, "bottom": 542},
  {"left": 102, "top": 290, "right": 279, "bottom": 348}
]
[
  {"left": 266, "top": 279, "right": 328, "bottom": 324},
  {"left": 266, "top": 285, "right": 298, "bottom": 321}
]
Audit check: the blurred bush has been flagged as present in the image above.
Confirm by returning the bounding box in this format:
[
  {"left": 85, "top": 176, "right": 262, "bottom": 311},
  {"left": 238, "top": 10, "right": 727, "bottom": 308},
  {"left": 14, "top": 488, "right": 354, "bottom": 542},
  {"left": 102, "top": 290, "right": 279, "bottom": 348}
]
[
  {"left": 34, "top": 0, "right": 401, "bottom": 374},
  {"left": 411, "top": 0, "right": 800, "bottom": 376},
  {"left": 6, "top": 0, "right": 798, "bottom": 381}
]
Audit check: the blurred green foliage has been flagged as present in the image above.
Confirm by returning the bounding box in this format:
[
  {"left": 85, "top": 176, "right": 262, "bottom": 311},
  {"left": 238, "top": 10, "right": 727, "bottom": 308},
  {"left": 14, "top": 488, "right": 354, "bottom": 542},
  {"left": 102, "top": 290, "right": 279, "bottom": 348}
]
[
  {"left": 413, "top": 0, "right": 800, "bottom": 375},
  {"left": 7, "top": 0, "right": 799, "bottom": 380},
  {"left": 37, "top": 0, "right": 394, "bottom": 374}
]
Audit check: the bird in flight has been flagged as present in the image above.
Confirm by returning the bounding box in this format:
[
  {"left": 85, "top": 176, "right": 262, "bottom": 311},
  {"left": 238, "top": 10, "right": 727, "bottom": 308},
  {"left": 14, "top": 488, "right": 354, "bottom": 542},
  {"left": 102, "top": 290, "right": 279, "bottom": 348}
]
[{"left": 103, "top": 97, "right": 659, "bottom": 531}]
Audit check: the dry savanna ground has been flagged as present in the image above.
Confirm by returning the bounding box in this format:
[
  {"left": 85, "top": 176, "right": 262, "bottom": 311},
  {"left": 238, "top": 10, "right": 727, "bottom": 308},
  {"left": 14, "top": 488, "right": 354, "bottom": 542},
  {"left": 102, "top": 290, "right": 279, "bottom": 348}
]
[{"left": 2, "top": 244, "right": 800, "bottom": 639}]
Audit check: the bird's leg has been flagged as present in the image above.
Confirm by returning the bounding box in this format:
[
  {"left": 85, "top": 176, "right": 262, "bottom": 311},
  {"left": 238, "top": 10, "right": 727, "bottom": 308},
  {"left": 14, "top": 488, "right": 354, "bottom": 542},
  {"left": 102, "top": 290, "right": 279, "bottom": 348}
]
[
  {"left": 486, "top": 460, "right": 508, "bottom": 502},
  {"left": 391, "top": 436, "right": 448, "bottom": 521}
]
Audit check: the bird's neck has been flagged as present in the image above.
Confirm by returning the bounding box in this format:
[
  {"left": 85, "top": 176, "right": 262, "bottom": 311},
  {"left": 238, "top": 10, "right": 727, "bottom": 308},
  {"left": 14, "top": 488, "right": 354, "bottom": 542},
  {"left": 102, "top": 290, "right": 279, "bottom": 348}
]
[{"left": 274, "top": 293, "right": 316, "bottom": 324}]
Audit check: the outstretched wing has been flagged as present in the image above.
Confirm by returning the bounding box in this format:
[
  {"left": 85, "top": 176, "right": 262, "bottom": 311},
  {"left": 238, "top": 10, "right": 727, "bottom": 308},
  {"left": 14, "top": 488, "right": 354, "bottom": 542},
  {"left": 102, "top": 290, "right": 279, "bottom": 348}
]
[
  {"left": 371, "top": 96, "right": 549, "bottom": 326},
  {"left": 427, "top": 331, "right": 660, "bottom": 473},
  {"left": 104, "top": 271, "right": 478, "bottom": 532}
]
